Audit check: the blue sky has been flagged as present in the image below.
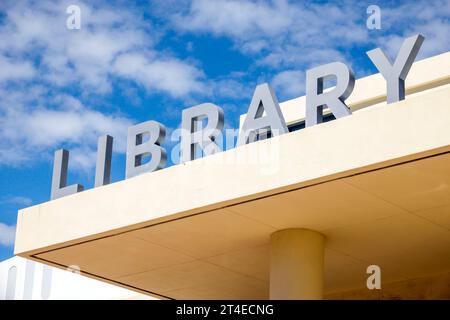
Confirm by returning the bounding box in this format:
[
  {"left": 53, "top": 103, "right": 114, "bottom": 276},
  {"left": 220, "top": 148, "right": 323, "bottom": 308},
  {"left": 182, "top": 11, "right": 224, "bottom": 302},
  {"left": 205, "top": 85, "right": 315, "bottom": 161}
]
[{"left": 0, "top": 0, "right": 449, "bottom": 261}]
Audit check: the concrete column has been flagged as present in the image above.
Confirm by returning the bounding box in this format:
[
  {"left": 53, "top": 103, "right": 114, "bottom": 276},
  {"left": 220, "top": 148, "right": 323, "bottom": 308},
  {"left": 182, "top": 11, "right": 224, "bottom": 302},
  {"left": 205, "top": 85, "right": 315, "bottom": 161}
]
[{"left": 270, "top": 228, "right": 325, "bottom": 300}]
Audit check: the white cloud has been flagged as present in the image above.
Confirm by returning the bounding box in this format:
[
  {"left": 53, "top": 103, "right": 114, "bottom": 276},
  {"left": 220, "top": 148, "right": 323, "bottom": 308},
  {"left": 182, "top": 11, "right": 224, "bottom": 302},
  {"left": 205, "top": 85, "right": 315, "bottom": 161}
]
[
  {"left": 113, "top": 53, "right": 206, "bottom": 97},
  {"left": 0, "top": 56, "right": 35, "bottom": 81},
  {"left": 380, "top": 1, "right": 450, "bottom": 60},
  {"left": 0, "top": 0, "right": 204, "bottom": 97},
  {"left": 22, "top": 105, "right": 131, "bottom": 150},
  {"left": 271, "top": 70, "right": 304, "bottom": 99},
  {"left": 0, "top": 223, "right": 16, "bottom": 247},
  {"left": 209, "top": 77, "right": 253, "bottom": 100},
  {"left": 172, "top": 0, "right": 291, "bottom": 39},
  {"left": 1, "top": 196, "right": 33, "bottom": 207},
  {"left": 172, "top": 0, "right": 369, "bottom": 68},
  {"left": 0, "top": 89, "right": 133, "bottom": 170}
]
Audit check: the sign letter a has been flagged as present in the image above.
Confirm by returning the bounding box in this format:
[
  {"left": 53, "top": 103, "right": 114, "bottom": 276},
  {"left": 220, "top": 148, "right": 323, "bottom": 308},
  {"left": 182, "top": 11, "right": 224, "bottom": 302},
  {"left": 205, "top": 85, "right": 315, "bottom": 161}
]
[{"left": 237, "top": 83, "right": 288, "bottom": 146}]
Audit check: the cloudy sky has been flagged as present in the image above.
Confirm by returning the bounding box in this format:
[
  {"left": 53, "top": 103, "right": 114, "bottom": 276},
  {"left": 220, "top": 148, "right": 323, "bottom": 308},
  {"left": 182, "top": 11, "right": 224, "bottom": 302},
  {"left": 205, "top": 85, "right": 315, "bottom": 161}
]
[{"left": 0, "top": 0, "right": 449, "bottom": 261}]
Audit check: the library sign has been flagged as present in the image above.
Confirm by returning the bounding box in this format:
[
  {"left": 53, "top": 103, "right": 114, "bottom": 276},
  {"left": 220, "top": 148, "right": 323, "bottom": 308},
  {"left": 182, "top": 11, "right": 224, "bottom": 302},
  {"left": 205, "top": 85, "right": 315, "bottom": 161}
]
[{"left": 50, "top": 34, "right": 424, "bottom": 200}]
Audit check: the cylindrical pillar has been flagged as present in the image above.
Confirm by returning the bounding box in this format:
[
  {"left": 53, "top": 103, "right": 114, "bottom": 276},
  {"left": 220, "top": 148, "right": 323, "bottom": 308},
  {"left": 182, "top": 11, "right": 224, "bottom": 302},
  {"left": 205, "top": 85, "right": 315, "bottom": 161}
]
[{"left": 270, "top": 228, "right": 325, "bottom": 300}]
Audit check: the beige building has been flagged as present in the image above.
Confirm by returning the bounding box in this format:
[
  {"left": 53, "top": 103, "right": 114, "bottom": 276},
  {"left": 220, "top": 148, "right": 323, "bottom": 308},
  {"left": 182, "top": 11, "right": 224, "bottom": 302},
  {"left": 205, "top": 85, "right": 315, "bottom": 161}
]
[{"left": 14, "top": 51, "right": 450, "bottom": 300}]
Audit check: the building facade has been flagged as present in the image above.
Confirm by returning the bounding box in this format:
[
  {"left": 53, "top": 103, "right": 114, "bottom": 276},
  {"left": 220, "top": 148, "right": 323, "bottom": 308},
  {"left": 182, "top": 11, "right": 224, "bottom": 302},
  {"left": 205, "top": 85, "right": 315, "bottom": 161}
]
[{"left": 13, "top": 51, "right": 450, "bottom": 300}]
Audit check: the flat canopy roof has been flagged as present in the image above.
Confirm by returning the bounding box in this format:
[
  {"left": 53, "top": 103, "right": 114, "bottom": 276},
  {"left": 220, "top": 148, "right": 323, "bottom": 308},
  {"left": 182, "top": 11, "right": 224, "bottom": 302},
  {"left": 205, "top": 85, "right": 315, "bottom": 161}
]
[{"left": 15, "top": 55, "right": 450, "bottom": 299}]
